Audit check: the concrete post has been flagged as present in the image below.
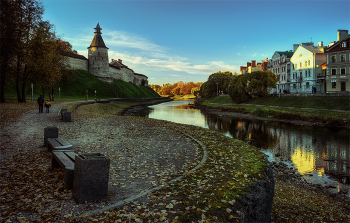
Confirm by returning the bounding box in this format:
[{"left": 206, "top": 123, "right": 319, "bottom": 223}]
[{"left": 44, "top": 126, "right": 58, "bottom": 147}]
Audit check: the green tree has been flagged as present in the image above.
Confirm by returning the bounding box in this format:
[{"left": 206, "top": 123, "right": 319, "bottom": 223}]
[
  {"left": 228, "top": 70, "right": 277, "bottom": 103},
  {"left": 199, "top": 71, "right": 231, "bottom": 98}
]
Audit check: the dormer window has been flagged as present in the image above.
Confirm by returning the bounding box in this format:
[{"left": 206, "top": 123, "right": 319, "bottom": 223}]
[{"left": 342, "top": 42, "right": 346, "bottom": 47}]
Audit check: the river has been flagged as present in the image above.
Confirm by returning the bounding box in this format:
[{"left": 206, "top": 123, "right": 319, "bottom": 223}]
[{"left": 134, "top": 100, "right": 350, "bottom": 196}]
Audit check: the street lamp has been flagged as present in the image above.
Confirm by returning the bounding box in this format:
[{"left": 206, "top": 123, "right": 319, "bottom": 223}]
[
  {"left": 95, "top": 90, "right": 96, "bottom": 102},
  {"left": 216, "top": 83, "right": 218, "bottom": 97}
]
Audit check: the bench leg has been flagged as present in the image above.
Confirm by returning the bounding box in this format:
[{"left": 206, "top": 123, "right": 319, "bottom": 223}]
[
  {"left": 51, "top": 154, "right": 60, "bottom": 170},
  {"left": 64, "top": 166, "right": 74, "bottom": 189}
]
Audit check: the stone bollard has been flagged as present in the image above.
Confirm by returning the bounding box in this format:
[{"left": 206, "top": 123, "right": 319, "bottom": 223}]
[
  {"left": 63, "top": 112, "right": 71, "bottom": 122},
  {"left": 44, "top": 126, "right": 58, "bottom": 147},
  {"left": 73, "top": 153, "right": 110, "bottom": 203}
]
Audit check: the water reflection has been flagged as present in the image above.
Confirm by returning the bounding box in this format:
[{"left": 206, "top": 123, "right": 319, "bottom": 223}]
[{"left": 136, "top": 100, "right": 350, "bottom": 187}]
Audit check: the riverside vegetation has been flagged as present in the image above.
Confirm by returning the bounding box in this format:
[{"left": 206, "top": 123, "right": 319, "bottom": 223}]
[
  {"left": 199, "top": 95, "right": 350, "bottom": 129},
  {"left": 1, "top": 99, "right": 350, "bottom": 222}
]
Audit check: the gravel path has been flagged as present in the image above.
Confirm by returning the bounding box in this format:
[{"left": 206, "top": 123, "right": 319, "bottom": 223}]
[{"left": 0, "top": 101, "right": 202, "bottom": 221}]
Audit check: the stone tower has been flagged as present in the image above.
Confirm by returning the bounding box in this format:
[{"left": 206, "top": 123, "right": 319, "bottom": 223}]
[{"left": 88, "top": 23, "right": 110, "bottom": 81}]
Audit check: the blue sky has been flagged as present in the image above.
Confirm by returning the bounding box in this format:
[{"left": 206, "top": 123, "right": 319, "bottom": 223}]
[{"left": 42, "top": 0, "right": 350, "bottom": 85}]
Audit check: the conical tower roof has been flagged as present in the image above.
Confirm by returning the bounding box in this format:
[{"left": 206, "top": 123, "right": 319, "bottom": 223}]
[{"left": 89, "top": 23, "right": 107, "bottom": 48}]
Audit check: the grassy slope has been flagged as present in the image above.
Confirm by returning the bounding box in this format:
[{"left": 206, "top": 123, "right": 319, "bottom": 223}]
[{"left": 4, "top": 70, "right": 160, "bottom": 101}]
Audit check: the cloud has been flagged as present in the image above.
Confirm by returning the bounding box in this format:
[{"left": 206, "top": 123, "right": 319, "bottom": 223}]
[
  {"left": 68, "top": 29, "right": 239, "bottom": 84},
  {"left": 108, "top": 51, "right": 239, "bottom": 76},
  {"left": 252, "top": 53, "right": 257, "bottom": 57}
]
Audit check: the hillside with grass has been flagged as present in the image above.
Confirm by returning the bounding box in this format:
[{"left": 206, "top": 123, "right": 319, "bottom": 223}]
[{"left": 4, "top": 70, "right": 160, "bottom": 102}]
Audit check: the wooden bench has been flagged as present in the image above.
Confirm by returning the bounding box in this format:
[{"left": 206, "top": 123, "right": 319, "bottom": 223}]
[
  {"left": 47, "top": 138, "right": 72, "bottom": 152},
  {"left": 51, "top": 150, "right": 77, "bottom": 189}
]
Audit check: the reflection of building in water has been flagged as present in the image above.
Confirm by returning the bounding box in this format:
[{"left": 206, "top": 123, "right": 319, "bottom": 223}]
[
  {"left": 324, "top": 139, "right": 350, "bottom": 184},
  {"left": 203, "top": 114, "right": 350, "bottom": 184}
]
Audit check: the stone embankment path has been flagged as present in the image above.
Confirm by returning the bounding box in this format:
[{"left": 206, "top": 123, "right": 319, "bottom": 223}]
[{"left": 0, "top": 101, "right": 205, "bottom": 221}]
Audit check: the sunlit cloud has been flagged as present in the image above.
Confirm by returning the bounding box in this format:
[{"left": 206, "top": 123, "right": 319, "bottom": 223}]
[{"left": 66, "top": 29, "right": 239, "bottom": 84}]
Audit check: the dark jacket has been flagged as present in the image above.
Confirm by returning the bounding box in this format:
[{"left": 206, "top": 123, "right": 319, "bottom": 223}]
[{"left": 37, "top": 96, "right": 44, "bottom": 105}]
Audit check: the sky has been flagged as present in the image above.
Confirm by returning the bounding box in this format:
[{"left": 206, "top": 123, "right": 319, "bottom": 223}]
[{"left": 42, "top": 0, "right": 350, "bottom": 85}]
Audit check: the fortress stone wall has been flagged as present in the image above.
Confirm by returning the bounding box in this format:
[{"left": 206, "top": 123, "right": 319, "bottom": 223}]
[{"left": 63, "top": 23, "right": 148, "bottom": 86}]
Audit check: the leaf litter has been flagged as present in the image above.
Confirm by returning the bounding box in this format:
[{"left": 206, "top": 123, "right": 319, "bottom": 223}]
[{"left": 0, "top": 101, "right": 349, "bottom": 222}]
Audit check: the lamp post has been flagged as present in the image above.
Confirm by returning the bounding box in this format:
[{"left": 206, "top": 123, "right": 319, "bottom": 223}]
[
  {"left": 86, "top": 90, "right": 88, "bottom": 101},
  {"left": 59, "top": 87, "right": 61, "bottom": 102},
  {"left": 216, "top": 83, "right": 218, "bottom": 97},
  {"left": 95, "top": 90, "right": 96, "bottom": 102}
]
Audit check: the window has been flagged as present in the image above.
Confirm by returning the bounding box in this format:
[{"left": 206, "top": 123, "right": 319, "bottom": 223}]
[
  {"left": 331, "top": 56, "right": 336, "bottom": 62},
  {"left": 308, "top": 60, "right": 311, "bottom": 66},
  {"left": 309, "top": 70, "right": 311, "bottom": 77},
  {"left": 295, "top": 64, "right": 297, "bottom": 69},
  {"left": 341, "top": 55, "right": 345, "bottom": 62},
  {"left": 332, "top": 82, "right": 336, "bottom": 88},
  {"left": 340, "top": 67, "right": 346, "bottom": 74},
  {"left": 98, "top": 52, "right": 100, "bottom": 55},
  {"left": 300, "top": 62, "right": 302, "bottom": 68},
  {"left": 306, "top": 82, "right": 309, "bottom": 88},
  {"left": 305, "top": 61, "right": 307, "bottom": 67},
  {"left": 332, "top": 68, "right": 337, "bottom": 75},
  {"left": 342, "top": 42, "right": 346, "bottom": 47}
]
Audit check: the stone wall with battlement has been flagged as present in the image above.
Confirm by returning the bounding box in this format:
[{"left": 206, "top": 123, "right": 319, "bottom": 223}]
[{"left": 63, "top": 56, "right": 88, "bottom": 71}]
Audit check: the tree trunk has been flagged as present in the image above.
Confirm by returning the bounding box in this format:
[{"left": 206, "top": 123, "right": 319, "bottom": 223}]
[
  {"left": 0, "top": 62, "right": 7, "bottom": 103},
  {"left": 16, "top": 60, "right": 23, "bottom": 102},
  {"left": 51, "top": 87, "right": 54, "bottom": 101},
  {"left": 42, "top": 87, "right": 45, "bottom": 99},
  {"left": 21, "top": 66, "right": 28, "bottom": 102}
]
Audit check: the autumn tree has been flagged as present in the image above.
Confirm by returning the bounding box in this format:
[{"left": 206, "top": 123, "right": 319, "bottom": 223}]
[
  {"left": 0, "top": 0, "right": 19, "bottom": 102},
  {"left": 1, "top": 0, "right": 73, "bottom": 102}
]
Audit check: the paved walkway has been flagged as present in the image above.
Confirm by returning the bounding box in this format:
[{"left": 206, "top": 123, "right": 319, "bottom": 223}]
[{"left": 0, "top": 101, "right": 205, "bottom": 221}]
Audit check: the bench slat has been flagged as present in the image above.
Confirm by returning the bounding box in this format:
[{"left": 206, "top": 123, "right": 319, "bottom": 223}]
[
  {"left": 55, "top": 138, "right": 72, "bottom": 149},
  {"left": 64, "top": 152, "right": 76, "bottom": 162},
  {"left": 52, "top": 151, "right": 74, "bottom": 169},
  {"left": 48, "top": 138, "right": 62, "bottom": 148}
]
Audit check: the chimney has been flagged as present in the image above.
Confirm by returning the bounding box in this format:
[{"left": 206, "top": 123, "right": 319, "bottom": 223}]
[
  {"left": 251, "top": 60, "right": 256, "bottom": 67},
  {"left": 338, "top": 29, "right": 348, "bottom": 41},
  {"left": 118, "top": 59, "right": 122, "bottom": 64},
  {"left": 318, "top": 41, "right": 323, "bottom": 46}
]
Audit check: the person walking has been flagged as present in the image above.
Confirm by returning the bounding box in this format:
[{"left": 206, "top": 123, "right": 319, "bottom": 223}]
[
  {"left": 37, "top": 95, "right": 44, "bottom": 113},
  {"left": 44, "top": 99, "right": 51, "bottom": 113}
]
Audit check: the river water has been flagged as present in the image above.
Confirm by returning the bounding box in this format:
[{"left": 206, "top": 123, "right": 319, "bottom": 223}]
[{"left": 135, "top": 100, "right": 350, "bottom": 196}]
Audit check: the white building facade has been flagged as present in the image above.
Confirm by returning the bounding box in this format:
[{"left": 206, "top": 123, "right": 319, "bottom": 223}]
[
  {"left": 267, "top": 51, "right": 294, "bottom": 93},
  {"left": 290, "top": 43, "right": 326, "bottom": 93}
]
